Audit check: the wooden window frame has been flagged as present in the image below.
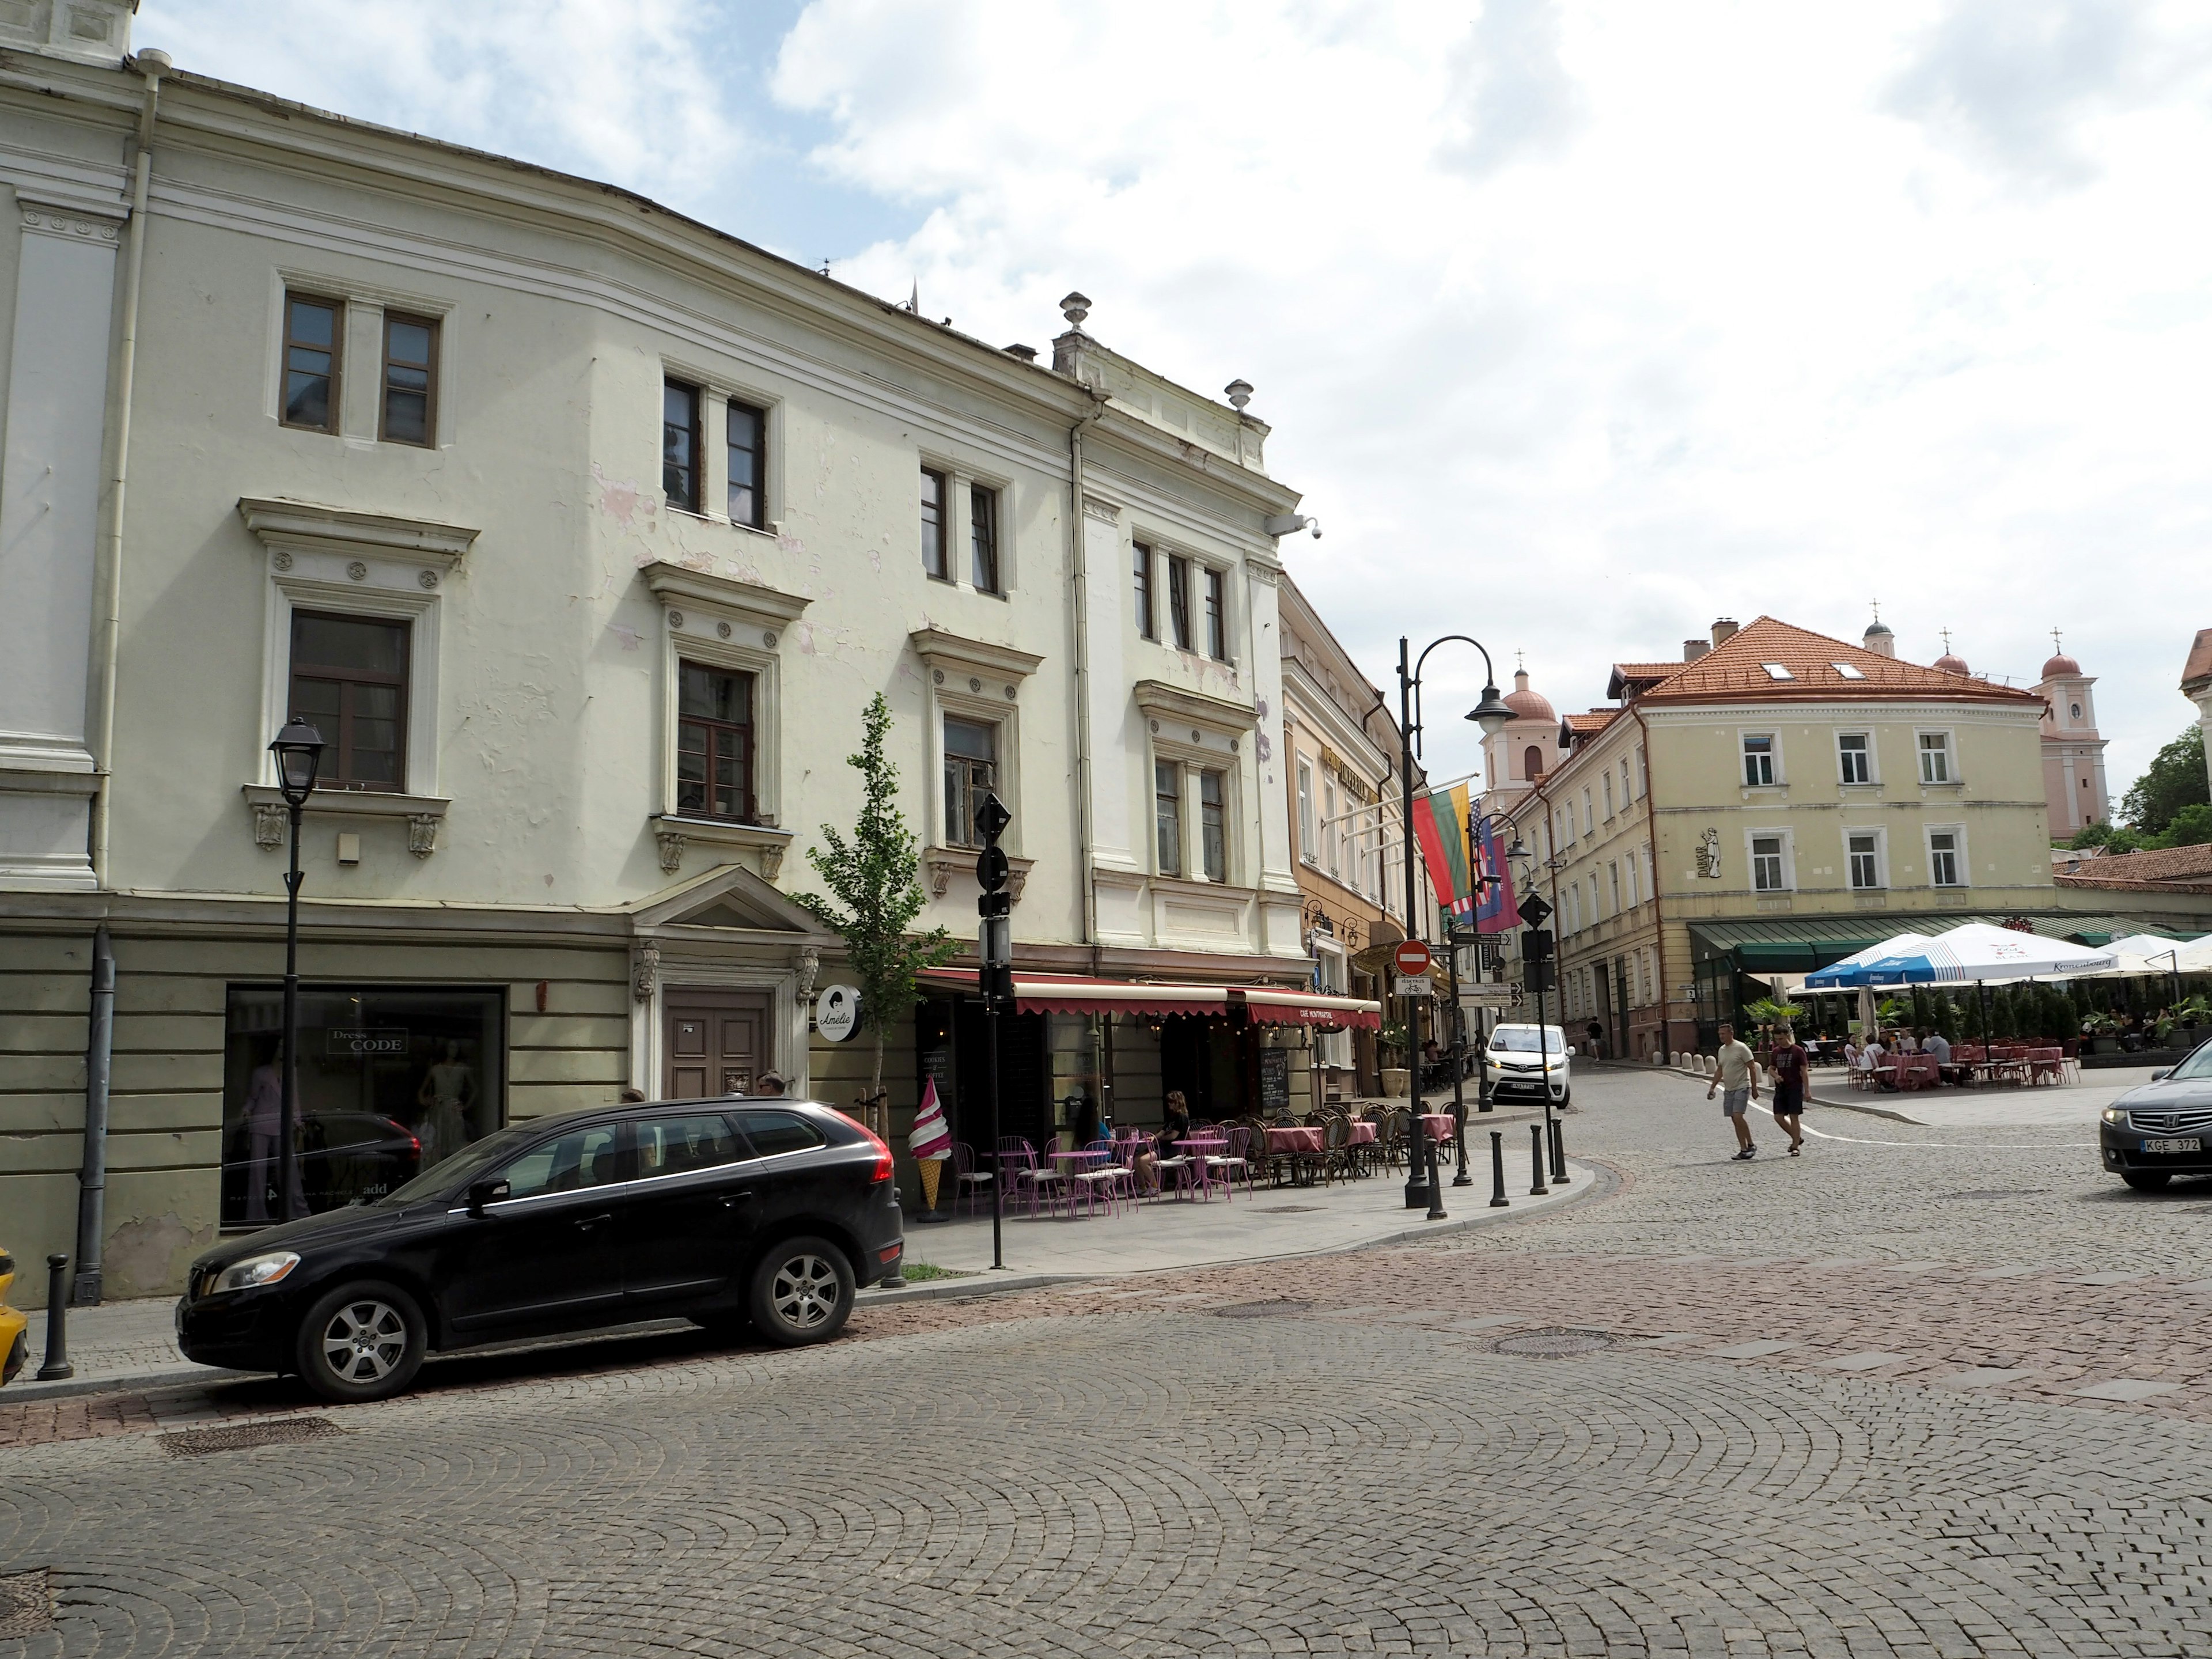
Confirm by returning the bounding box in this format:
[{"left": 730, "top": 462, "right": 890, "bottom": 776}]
[
  {"left": 287, "top": 610, "right": 410, "bottom": 792},
  {"left": 675, "top": 659, "right": 756, "bottom": 824},
  {"left": 662, "top": 380, "right": 703, "bottom": 514},
  {"left": 921, "top": 466, "right": 950, "bottom": 581},
  {"left": 1166, "top": 554, "right": 1192, "bottom": 650},
  {"left": 281, "top": 292, "right": 344, "bottom": 435},
  {"left": 726, "top": 398, "right": 767, "bottom": 530},
  {"left": 969, "top": 483, "right": 1001, "bottom": 593},
  {"left": 1154, "top": 759, "right": 1183, "bottom": 877},
  {"left": 1199, "top": 767, "right": 1228, "bottom": 882},
  {"left": 378, "top": 311, "right": 440, "bottom": 448},
  {"left": 941, "top": 714, "right": 1001, "bottom": 847}
]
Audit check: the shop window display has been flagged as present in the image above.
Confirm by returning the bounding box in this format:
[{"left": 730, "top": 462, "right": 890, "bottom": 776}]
[{"left": 221, "top": 985, "right": 503, "bottom": 1228}]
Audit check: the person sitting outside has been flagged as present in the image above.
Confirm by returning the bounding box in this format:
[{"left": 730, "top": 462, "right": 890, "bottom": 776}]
[
  {"left": 1131, "top": 1090, "right": 1192, "bottom": 1195},
  {"left": 1920, "top": 1027, "right": 1952, "bottom": 1071}
]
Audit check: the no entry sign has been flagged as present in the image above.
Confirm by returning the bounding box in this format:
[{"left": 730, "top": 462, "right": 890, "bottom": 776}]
[{"left": 1392, "top": 940, "right": 1432, "bottom": 976}]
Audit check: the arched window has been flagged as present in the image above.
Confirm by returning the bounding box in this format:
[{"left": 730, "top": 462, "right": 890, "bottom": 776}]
[{"left": 1522, "top": 744, "right": 1543, "bottom": 781}]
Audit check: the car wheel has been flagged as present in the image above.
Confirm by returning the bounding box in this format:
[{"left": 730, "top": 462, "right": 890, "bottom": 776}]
[
  {"left": 2122, "top": 1171, "right": 2172, "bottom": 1192},
  {"left": 294, "top": 1281, "right": 426, "bottom": 1402},
  {"left": 1559, "top": 1088, "right": 1572, "bottom": 1107},
  {"left": 748, "top": 1236, "right": 855, "bottom": 1347}
]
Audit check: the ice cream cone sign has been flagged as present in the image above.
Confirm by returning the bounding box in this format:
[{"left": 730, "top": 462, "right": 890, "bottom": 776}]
[{"left": 908, "top": 1076, "right": 952, "bottom": 1214}]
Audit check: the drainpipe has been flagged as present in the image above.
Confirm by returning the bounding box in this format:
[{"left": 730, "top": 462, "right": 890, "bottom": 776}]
[
  {"left": 73, "top": 926, "right": 115, "bottom": 1305},
  {"left": 1630, "top": 703, "right": 1672, "bottom": 1061},
  {"left": 87, "top": 48, "right": 170, "bottom": 888},
  {"left": 1066, "top": 397, "right": 1104, "bottom": 957}
]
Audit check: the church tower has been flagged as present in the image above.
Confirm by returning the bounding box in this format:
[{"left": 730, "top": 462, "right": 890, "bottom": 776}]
[{"left": 2035, "top": 631, "right": 2110, "bottom": 836}]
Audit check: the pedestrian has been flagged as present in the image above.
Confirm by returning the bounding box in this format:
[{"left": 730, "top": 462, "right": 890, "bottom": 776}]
[
  {"left": 1707, "top": 1021, "right": 1760, "bottom": 1160},
  {"left": 1768, "top": 1024, "right": 1808, "bottom": 1156},
  {"left": 753, "top": 1071, "right": 785, "bottom": 1097}
]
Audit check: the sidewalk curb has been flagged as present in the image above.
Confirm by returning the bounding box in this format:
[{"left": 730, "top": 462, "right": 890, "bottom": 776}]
[{"left": 3, "top": 1363, "right": 262, "bottom": 1407}]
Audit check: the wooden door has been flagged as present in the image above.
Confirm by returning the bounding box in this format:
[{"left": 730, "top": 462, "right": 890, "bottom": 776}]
[{"left": 664, "top": 991, "right": 770, "bottom": 1100}]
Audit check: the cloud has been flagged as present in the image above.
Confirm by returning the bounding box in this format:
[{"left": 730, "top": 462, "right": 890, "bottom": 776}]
[
  {"left": 1883, "top": 0, "right": 2150, "bottom": 187},
  {"left": 1438, "top": 0, "right": 1585, "bottom": 177}
]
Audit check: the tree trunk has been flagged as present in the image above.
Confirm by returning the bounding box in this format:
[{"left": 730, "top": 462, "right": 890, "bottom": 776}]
[{"left": 870, "top": 1030, "right": 886, "bottom": 1137}]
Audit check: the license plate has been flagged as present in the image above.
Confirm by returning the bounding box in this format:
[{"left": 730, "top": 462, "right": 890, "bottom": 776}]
[{"left": 2142, "top": 1138, "right": 2203, "bottom": 1154}]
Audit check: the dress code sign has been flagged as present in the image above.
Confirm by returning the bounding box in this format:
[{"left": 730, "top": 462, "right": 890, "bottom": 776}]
[{"left": 326, "top": 1028, "right": 408, "bottom": 1057}]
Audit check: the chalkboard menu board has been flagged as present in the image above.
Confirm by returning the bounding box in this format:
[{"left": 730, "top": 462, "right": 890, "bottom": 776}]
[{"left": 1259, "top": 1046, "right": 1291, "bottom": 1119}]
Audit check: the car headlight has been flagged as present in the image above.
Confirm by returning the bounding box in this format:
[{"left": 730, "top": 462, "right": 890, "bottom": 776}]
[
  {"left": 2101, "top": 1108, "right": 2127, "bottom": 1127},
  {"left": 210, "top": 1251, "right": 301, "bottom": 1295}
]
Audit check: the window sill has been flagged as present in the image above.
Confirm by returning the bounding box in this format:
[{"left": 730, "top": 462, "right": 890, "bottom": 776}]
[
  {"left": 924, "top": 844, "right": 1033, "bottom": 903},
  {"left": 242, "top": 783, "right": 448, "bottom": 857},
  {"left": 650, "top": 813, "right": 793, "bottom": 880}
]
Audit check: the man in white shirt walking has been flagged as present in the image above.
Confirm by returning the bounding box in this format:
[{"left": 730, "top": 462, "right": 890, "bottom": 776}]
[{"left": 1707, "top": 1022, "right": 1761, "bottom": 1160}]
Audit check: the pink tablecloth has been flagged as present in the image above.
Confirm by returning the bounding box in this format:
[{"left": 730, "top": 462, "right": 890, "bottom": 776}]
[
  {"left": 1345, "top": 1121, "right": 1378, "bottom": 1146},
  {"left": 1419, "top": 1113, "right": 1453, "bottom": 1141},
  {"left": 1266, "top": 1126, "right": 1323, "bottom": 1154}
]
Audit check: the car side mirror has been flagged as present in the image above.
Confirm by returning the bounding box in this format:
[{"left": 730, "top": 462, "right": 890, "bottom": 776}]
[
  {"left": 2151, "top": 1069, "right": 2169, "bottom": 1082},
  {"left": 466, "top": 1179, "right": 510, "bottom": 1217}
]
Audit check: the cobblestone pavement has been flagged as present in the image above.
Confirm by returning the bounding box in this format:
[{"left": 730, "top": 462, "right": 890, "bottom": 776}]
[{"left": 5, "top": 1066, "right": 2210, "bottom": 1656}]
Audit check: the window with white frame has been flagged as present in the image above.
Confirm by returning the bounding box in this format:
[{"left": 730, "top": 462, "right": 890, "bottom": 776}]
[
  {"left": 1154, "top": 760, "right": 1183, "bottom": 877},
  {"left": 1838, "top": 732, "right": 1872, "bottom": 785},
  {"left": 1743, "top": 733, "right": 1777, "bottom": 786},
  {"left": 1603, "top": 772, "right": 1615, "bottom": 819},
  {"left": 1751, "top": 834, "right": 1787, "bottom": 892},
  {"left": 1166, "top": 555, "right": 1193, "bottom": 650},
  {"left": 1608, "top": 861, "right": 1622, "bottom": 914},
  {"left": 1316, "top": 944, "right": 1352, "bottom": 1067},
  {"left": 1918, "top": 730, "right": 1953, "bottom": 783},
  {"left": 1588, "top": 873, "right": 1601, "bottom": 923},
  {"left": 1847, "top": 830, "right": 1881, "bottom": 890},
  {"left": 1199, "top": 769, "right": 1228, "bottom": 882},
  {"left": 1204, "top": 567, "right": 1228, "bottom": 660},
  {"left": 1323, "top": 779, "right": 1339, "bottom": 876},
  {"left": 1928, "top": 827, "right": 1964, "bottom": 887},
  {"left": 1633, "top": 745, "right": 1645, "bottom": 797},
  {"left": 1582, "top": 789, "right": 1594, "bottom": 836},
  {"left": 1619, "top": 758, "right": 1633, "bottom": 811},
  {"left": 1132, "top": 541, "right": 1155, "bottom": 639},
  {"left": 1296, "top": 760, "right": 1315, "bottom": 863},
  {"left": 1625, "top": 850, "right": 1640, "bottom": 908},
  {"left": 1566, "top": 882, "right": 1581, "bottom": 934},
  {"left": 942, "top": 715, "right": 999, "bottom": 847}
]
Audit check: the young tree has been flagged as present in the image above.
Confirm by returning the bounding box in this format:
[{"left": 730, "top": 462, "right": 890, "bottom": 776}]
[{"left": 794, "top": 693, "right": 956, "bottom": 1136}]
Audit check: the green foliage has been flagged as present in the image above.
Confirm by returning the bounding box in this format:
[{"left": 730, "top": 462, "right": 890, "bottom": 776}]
[
  {"left": 1743, "top": 998, "right": 1797, "bottom": 1029},
  {"left": 1990, "top": 986, "right": 2018, "bottom": 1041},
  {"left": 2120, "top": 726, "right": 2212, "bottom": 836},
  {"left": 2156, "top": 801, "right": 2212, "bottom": 849},
  {"left": 794, "top": 694, "right": 957, "bottom": 1106}
]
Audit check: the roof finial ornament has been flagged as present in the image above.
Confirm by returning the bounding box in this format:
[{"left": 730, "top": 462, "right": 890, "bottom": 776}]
[
  {"left": 2051, "top": 626, "right": 2063, "bottom": 655},
  {"left": 1871, "top": 597, "right": 1882, "bottom": 626},
  {"left": 1224, "top": 378, "right": 1252, "bottom": 411},
  {"left": 1940, "top": 627, "right": 1952, "bottom": 653},
  {"left": 1059, "top": 291, "right": 1091, "bottom": 329},
  {"left": 1516, "top": 648, "right": 1525, "bottom": 671}
]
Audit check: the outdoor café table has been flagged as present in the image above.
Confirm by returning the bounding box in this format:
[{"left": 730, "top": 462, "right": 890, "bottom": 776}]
[
  {"left": 1047, "top": 1147, "right": 1111, "bottom": 1217},
  {"left": 1418, "top": 1113, "right": 1453, "bottom": 1142},
  {"left": 1172, "top": 1138, "right": 1228, "bottom": 1200},
  {"left": 1266, "top": 1124, "right": 1324, "bottom": 1187},
  {"left": 1344, "top": 1118, "right": 1379, "bottom": 1175}
]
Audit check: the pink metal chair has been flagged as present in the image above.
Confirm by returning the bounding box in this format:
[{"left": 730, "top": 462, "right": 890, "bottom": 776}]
[
  {"left": 950, "top": 1141, "right": 993, "bottom": 1218},
  {"left": 1069, "top": 1139, "right": 1123, "bottom": 1218},
  {"left": 998, "top": 1137, "right": 1066, "bottom": 1219}
]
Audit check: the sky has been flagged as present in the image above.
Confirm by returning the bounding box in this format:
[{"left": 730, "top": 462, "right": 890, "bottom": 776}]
[{"left": 138, "top": 0, "right": 2212, "bottom": 801}]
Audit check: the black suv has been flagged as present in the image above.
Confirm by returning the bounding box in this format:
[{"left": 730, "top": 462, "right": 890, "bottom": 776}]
[
  {"left": 177, "top": 1097, "right": 903, "bottom": 1402},
  {"left": 2099, "top": 1040, "right": 2212, "bottom": 1191}
]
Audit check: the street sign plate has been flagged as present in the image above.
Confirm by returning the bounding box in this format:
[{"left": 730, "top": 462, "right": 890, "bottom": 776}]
[
  {"left": 1392, "top": 940, "right": 1431, "bottom": 976},
  {"left": 1460, "top": 984, "right": 1517, "bottom": 1006},
  {"left": 1393, "top": 975, "right": 1434, "bottom": 998}
]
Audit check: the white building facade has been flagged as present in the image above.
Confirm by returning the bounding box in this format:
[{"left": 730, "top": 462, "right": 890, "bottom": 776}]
[{"left": 0, "top": 19, "right": 1328, "bottom": 1300}]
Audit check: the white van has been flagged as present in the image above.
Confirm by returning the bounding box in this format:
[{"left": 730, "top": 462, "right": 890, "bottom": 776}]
[{"left": 1482, "top": 1024, "right": 1571, "bottom": 1104}]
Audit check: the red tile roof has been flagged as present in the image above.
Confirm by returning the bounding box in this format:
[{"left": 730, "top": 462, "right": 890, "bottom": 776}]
[
  {"left": 1561, "top": 709, "right": 1620, "bottom": 737},
  {"left": 1627, "top": 617, "right": 2044, "bottom": 707},
  {"left": 2184, "top": 628, "right": 2212, "bottom": 693},
  {"left": 2058, "top": 843, "right": 2212, "bottom": 885}
]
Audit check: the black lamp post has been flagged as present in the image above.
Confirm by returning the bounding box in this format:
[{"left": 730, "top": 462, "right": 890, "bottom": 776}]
[
  {"left": 1396, "top": 636, "right": 1515, "bottom": 1217},
  {"left": 268, "top": 716, "right": 324, "bottom": 1224}
]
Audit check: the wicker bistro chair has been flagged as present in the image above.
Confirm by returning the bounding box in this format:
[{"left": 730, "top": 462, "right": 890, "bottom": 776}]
[
  {"left": 1320, "top": 1113, "right": 1355, "bottom": 1185},
  {"left": 950, "top": 1142, "right": 993, "bottom": 1218}
]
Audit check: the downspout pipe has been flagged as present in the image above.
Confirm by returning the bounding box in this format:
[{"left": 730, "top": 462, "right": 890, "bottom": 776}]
[
  {"left": 88, "top": 47, "right": 170, "bottom": 888},
  {"left": 1628, "top": 703, "right": 1673, "bottom": 1062},
  {"left": 1066, "top": 396, "right": 1104, "bottom": 957},
  {"left": 73, "top": 926, "right": 115, "bottom": 1305}
]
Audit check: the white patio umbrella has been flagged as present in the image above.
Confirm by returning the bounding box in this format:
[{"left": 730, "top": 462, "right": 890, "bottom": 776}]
[
  {"left": 1800, "top": 933, "right": 1933, "bottom": 991},
  {"left": 1846, "top": 924, "right": 2117, "bottom": 1046},
  {"left": 2176, "top": 935, "right": 2212, "bottom": 974}
]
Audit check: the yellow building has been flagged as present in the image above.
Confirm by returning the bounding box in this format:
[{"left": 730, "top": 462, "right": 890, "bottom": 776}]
[{"left": 1484, "top": 615, "right": 2103, "bottom": 1056}]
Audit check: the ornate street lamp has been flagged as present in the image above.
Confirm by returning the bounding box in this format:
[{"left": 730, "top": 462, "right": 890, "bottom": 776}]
[
  {"left": 1396, "top": 636, "right": 1514, "bottom": 1219},
  {"left": 268, "top": 715, "right": 324, "bottom": 1224}
]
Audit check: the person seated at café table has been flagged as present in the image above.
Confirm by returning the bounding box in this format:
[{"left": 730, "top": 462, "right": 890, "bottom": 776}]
[
  {"left": 1920, "top": 1027, "right": 1952, "bottom": 1067},
  {"left": 1131, "top": 1090, "right": 1192, "bottom": 1195}
]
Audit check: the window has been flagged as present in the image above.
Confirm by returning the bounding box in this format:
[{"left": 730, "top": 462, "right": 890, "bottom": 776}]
[
  {"left": 1848, "top": 832, "right": 1880, "bottom": 890},
  {"left": 1832, "top": 662, "right": 1865, "bottom": 680},
  {"left": 734, "top": 1109, "right": 824, "bottom": 1157},
  {"left": 1929, "top": 830, "right": 1963, "bottom": 887},
  {"left": 1199, "top": 769, "right": 1228, "bottom": 882},
  {"left": 1588, "top": 873, "right": 1601, "bottom": 922},
  {"left": 1603, "top": 773, "right": 1614, "bottom": 819},
  {"left": 1523, "top": 745, "right": 1543, "bottom": 781},
  {"left": 282, "top": 294, "right": 343, "bottom": 433},
  {"left": 1761, "top": 662, "right": 1794, "bottom": 680},
  {"left": 1204, "top": 567, "right": 1227, "bottom": 660},
  {"left": 662, "top": 381, "right": 701, "bottom": 512},
  {"left": 1296, "top": 761, "right": 1315, "bottom": 863},
  {"left": 1134, "top": 541, "right": 1155, "bottom": 638},
  {"left": 1323, "top": 781, "right": 1339, "bottom": 876},
  {"left": 289, "top": 612, "right": 408, "bottom": 791},
  {"left": 498, "top": 1123, "right": 624, "bottom": 1200},
  {"left": 1608, "top": 862, "right": 1621, "bottom": 913},
  {"left": 1918, "top": 732, "right": 1952, "bottom": 783},
  {"left": 1625, "top": 851, "right": 1639, "bottom": 908},
  {"left": 726, "top": 400, "right": 766, "bottom": 528},
  {"left": 1566, "top": 883, "right": 1581, "bottom": 933},
  {"left": 634, "top": 1113, "right": 745, "bottom": 1177},
  {"left": 1838, "top": 733, "right": 1872, "bottom": 785},
  {"left": 942, "top": 716, "right": 999, "bottom": 847},
  {"left": 2070, "top": 701, "right": 2082, "bottom": 720},
  {"left": 1154, "top": 760, "right": 1183, "bottom": 876},
  {"left": 1743, "top": 734, "right": 1775, "bottom": 786},
  {"left": 969, "top": 484, "right": 1001, "bottom": 593},
  {"left": 1166, "top": 555, "right": 1192, "bottom": 650},
  {"left": 676, "top": 661, "right": 755, "bottom": 822},
  {"left": 1620, "top": 760, "right": 1633, "bottom": 811},
  {"left": 1582, "top": 789, "right": 1594, "bottom": 836},
  {"left": 921, "top": 467, "right": 949, "bottom": 579},
  {"left": 1633, "top": 745, "right": 1645, "bottom": 796},
  {"left": 377, "top": 313, "right": 438, "bottom": 446},
  {"left": 1751, "top": 835, "right": 1786, "bottom": 892}
]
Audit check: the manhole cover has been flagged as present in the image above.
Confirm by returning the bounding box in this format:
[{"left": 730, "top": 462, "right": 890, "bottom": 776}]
[
  {"left": 160, "top": 1416, "right": 347, "bottom": 1457},
  {"left": 1945, "top": 1189, "right": 2049, "bottom": 1200},
  {"left": 1255, "top": 1205, "right": 1324, "bottom": 1214},
  {"left": 1209, "top": 1298, "right": 1315, "bottom": 1319},
  {"left": 1493, "top": 1327, "right": 1616, "bottom": 1357},
  {"left": 0, "top": 1569, "right": 53, "bottom": 1638}
]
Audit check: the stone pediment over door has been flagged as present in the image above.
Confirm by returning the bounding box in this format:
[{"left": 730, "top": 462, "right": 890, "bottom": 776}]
[{"left": 630, "top": 862, "right": 835, "bottom": 938}]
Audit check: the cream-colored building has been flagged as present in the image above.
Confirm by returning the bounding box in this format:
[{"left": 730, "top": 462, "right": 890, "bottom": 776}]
[
  {"left": 1484, "top": 616, "right": 2085, "bottom": 1057},
  {"left": 0, "top": 16, "right": 1344, "bottom": 1301}
]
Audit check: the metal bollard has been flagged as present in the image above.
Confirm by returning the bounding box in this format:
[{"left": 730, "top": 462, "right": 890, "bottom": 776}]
[
  {"left": 1528, "top": 1124, "right": 1549, "bottom": 1196},
  {"left": 1550, "top": 1117, "right": 1570, "bottom": 1185},
  {"left": 36, "top": 1253, "right": 74, "bottom": 1381},
  {"left": 1488, "top": 1130, "right": 1509, "bottom": 1207}
]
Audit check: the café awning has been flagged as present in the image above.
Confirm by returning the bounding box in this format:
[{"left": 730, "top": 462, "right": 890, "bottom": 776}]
[
  {"left": 917, "top": 969, "right": 1232, "bottom": 1018},
  {"left": 1238, "top": 989, "right": 1385, "bottom": 1031}
]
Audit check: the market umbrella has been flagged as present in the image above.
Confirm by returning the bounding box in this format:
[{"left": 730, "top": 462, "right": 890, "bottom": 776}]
[
  {"left": 1801, "top": 933, "right": 1933, "bottom": 991},
  {"left": 1849, "top": 924, "right": 2116, "bottom": 1047}
]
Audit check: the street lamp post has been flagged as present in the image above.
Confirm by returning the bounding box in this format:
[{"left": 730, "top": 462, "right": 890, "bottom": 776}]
[
  {"left": 1396, "top": 636, "right": 1515, "bottom": 1218},
  {"left": 268, "top": 717, "right": 325, "bottom": 1225}
]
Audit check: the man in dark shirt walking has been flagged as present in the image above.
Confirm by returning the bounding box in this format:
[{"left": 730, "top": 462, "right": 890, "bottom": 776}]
[{"left": 1769, "top": 1025, "right": 1809, "bottom": 1156}]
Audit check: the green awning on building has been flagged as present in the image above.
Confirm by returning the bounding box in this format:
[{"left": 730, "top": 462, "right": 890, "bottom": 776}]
[{"left": 1688, "top": 911, "right": 2168, "bottom": 974}]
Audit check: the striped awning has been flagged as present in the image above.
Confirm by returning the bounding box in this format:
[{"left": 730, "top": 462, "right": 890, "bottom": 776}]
[{"left": 1238, "top": 990, "right": 1384, "bottom": 1031}]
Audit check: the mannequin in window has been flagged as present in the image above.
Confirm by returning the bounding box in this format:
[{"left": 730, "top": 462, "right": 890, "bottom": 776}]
[
  {"left": 242, "top": 1040, "right": 286, "bottom": 1222},
  {"left": 416, "top": 1040, "right": 476, "bottom": 1168}
]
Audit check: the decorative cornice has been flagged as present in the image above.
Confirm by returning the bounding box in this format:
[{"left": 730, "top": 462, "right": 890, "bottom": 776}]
[
  {"left": 18, "top": 200, "right": 122, "bottom": 244},
  {"left": 909, "top": 627, "right": 1045, "bottom": 684},
  {"left": 237, "top": 497, "right": 479, "bottom": 565},
  {"left": 641, "top": 561, "right": 809, "bottom": 632},
  {"left": 1081, "top": 494, "right": 1122, "bottom": 524},
  {"left": 923, "top": 845, "right": 1032, "bottom": 903},
  {"left": 1132, "top": 677, "right": 1256, "bottom": 732},
  {"left": 647, "top": 813, "right": 793, "bottom": 880}
]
